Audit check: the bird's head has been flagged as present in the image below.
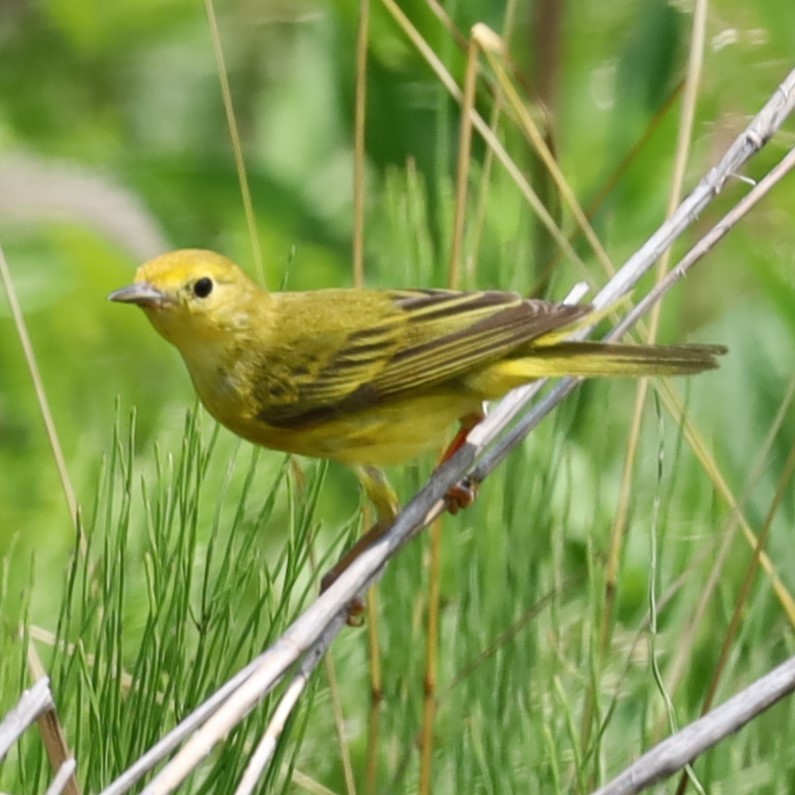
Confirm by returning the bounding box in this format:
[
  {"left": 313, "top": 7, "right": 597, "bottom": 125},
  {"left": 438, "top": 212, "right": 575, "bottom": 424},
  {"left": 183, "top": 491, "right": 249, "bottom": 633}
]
[{"left": 109, "top": 249, "right": 266, "bottom": 349}]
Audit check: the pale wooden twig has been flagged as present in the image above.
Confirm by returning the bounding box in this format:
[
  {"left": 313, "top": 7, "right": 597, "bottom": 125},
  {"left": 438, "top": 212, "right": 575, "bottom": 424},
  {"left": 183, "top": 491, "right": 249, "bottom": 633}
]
[
  {"left": 0, "top": 677, "right": 53, "bottom": 759},
  {"left": 591, "top": 655, "right": 795, "bottom": 795},
  {"left": 234, "top": 628, "right": 332, "bottom": 794},
  {"left": 471, "top": 66, "right": 795, "bottom": 479},
  {"left": 27, "top": 644, "right": 81, "bottom": 795},
  {"left": 45, "top": 759, "right": 79, "bottom": 795}
]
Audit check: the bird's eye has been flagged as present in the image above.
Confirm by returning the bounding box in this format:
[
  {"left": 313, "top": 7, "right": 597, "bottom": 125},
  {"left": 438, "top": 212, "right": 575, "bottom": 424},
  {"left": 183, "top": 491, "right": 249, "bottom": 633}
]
[{"left": 193, "top": 277, "right": 214, "bottom": 298}]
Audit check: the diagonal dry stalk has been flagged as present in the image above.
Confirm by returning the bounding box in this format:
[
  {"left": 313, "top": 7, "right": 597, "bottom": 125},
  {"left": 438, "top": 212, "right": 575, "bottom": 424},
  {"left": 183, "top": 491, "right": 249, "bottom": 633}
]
[
  {"left": 349, "top": 5, "right": 385, "bottom": 789},
  {"left": 592, "top": 654, "right": 795, "bottom": 795},
  {"left": 661, "top": 373, "right": 795, "bottom": 705},
  {"left": 671, "top": 433, "right": 795, "bottom": 795},
  {"left": 0, "top": 248, "right": 83, "bottom": 795},
  {"left": 352, "top": 0, "right": 369, "bottom": 290},
  {"left": 584, "top": 0, "right": 708, "bottom": 761},
  {"left": 380, "top": 0, "right": 593, "bottom": 277},
  {"left": 92, "top": 67, "right": 795, "bottom": 795},
  {"left": 419, "top": 19, "right": 486, "bottom": 795},
  {"left": 204, "top": 0, "right": 264, "bottom": 287},
  {"left": 0, "top": 677, "right": 53, "bottom": 758},
  {"left": 379, "top": 10, "right": 795, "bottom": 645},
  {"left": 0, "top": 250, "right": 79, "bottom": 538}
]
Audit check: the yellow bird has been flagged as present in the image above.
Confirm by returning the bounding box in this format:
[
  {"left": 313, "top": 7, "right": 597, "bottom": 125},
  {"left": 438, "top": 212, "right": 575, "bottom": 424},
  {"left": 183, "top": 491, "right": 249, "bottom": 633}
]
[{"left": 109, "top": 249, "right": 725, "bottom": 592}]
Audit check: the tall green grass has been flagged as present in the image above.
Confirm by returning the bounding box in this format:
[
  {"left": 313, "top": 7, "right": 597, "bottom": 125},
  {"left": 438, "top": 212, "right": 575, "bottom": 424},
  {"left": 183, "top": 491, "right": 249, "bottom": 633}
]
[{"left": 1, "top": 405, "right": 342, "bottom": 792}]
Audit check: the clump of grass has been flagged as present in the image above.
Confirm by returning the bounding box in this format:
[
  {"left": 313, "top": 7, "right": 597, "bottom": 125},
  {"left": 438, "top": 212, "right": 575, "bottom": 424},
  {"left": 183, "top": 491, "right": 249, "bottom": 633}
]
[{"left": 1, "top": 406, "right": 333, "bottom": 793}]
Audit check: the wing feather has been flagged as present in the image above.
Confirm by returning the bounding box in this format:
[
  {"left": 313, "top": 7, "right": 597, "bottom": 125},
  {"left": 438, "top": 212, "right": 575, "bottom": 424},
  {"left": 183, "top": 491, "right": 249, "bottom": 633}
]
[
  {"left": 256, "top": 288, "right": 591, "bottom": 427},
  {"left": 373, "top": 291, "right": 590, "bottom": 395}
]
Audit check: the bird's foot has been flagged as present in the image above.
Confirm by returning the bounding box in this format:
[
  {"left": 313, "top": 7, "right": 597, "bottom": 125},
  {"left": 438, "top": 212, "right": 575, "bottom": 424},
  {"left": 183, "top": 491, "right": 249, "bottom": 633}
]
[
  {"left": 445, "top": 476, "right": 479, "bottom": 515},
  {"left": 320, "top": 568, "right": 366, "bottom": 627},
  {"left": 319, "top": 505, "right": 394, "bottom": 627}
]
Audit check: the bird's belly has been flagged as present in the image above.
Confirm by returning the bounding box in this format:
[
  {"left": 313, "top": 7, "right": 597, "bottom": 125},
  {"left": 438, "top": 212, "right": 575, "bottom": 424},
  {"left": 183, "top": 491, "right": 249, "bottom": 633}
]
[{"left": 219, "top": 391, "right": 482, "bottom": 467}]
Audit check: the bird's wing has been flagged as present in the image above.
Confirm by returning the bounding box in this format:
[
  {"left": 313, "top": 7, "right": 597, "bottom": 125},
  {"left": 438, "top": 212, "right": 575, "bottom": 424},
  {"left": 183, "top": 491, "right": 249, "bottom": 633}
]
[
  {"left": 372, "top": 289, "right": 590, "bottom": 395},
  {"left": 255, "top": 289, "right": 590, "bottom": 427},
  {"left": 252, "top": 290, "right": 406, "bottom": 424}
]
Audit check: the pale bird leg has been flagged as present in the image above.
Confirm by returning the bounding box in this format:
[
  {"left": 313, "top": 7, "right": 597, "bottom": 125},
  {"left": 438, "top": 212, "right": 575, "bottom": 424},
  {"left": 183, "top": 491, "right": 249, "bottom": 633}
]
[
  {"left": 441, "top": 409, "right": 486, "bottom": 514},
  {"left": 320, "top": 466, "right": 400, "bottom": 625},
  {"left": 320, "top": 407, "right": 488, "bottom": 625}
]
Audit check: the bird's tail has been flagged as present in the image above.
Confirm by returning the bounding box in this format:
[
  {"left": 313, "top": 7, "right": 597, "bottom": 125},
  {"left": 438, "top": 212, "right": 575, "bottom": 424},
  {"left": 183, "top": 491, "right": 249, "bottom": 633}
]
[{"left": 501, "top": 341, "right": 728, "bottom": 380}]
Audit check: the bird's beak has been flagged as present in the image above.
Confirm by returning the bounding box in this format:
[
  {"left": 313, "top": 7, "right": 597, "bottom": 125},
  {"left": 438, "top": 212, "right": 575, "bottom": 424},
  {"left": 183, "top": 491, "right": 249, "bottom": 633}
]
[{"left": 108, "top": 282, "right": 168, "bottom": 308}]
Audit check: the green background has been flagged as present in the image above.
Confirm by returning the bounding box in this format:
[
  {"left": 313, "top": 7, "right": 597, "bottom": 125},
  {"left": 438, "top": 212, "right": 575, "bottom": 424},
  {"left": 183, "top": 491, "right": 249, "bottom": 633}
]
[{"left": 1, "top": 0, "right": 795, "bottom": 792}]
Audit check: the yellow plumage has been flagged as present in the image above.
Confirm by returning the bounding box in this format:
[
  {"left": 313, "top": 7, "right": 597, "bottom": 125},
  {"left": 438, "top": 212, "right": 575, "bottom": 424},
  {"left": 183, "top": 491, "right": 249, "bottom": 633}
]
[{"left": 110, "top": 249, "right": 726, "bottom": 468}]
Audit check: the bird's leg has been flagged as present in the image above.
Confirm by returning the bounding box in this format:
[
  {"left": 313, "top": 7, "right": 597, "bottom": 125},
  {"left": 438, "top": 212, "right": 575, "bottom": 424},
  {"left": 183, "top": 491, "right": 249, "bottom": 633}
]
[
  {"left": 320, "top": 404, "right": 484, "bottom": 621},
  {"left": 320, "top": 466, "right": 400, "bottom": 625},
  {"left": 439, "top": 408, "right": 486, "bottom": 514}
]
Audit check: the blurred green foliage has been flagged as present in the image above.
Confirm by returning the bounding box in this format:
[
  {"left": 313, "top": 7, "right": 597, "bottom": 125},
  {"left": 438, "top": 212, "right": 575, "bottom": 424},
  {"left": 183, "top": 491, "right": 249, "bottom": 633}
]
[{"left": 1, "top": 0, "right": 795, "bottom": 791}]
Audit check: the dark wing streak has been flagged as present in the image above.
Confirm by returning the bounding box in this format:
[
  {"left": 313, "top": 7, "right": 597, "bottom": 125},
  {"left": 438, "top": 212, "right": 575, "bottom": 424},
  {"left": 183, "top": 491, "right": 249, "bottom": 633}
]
[
  {"left": 373, "top": 297, "right": 592, "bottom": 396},
  {"left": 257, "top": 291, "right": 593, "bottom": 428},
  {"left": 256, "top": 320, "right": 403, "bottom": 424},
  {"left": 393, "top": 289, "right": 526, "bottom": 323}
]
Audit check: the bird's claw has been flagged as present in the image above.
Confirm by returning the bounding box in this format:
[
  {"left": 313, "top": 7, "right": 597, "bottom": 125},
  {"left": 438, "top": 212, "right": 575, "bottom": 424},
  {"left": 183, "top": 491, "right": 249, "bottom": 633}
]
[
  {"left": 320, "top": 570, "right": 367, "bottom": 627},
  {"left": 445, "top": 477, "right": 478, "bottom": 514}
]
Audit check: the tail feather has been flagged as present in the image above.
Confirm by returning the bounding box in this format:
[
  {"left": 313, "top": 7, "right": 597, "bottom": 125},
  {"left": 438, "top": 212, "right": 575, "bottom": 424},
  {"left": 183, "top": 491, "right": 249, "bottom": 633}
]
[{"left": 498, "top": 341, "right": 727, "bottom": 381}]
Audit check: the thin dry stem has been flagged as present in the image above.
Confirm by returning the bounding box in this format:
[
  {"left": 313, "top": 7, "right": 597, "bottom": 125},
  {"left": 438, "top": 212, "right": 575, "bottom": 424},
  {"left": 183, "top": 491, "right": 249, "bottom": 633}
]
[
  {"left": 447, "top": 28, "right": 479, "bottom": 286},
  {"left": 419, "top": 514, "right": 443, "bottom": 795},
  {"left": 0, "top": 246, "right": 81, "bottom": 545},
  {"left": 418, "top": 24, "right": 481, "bottom": 788},
  {"left": 465, "top": 38, "right": 513, "bottom": 284},
  {"left": 365, "top": 585, "right": 383, "bottom": 795},
  {"left": 673, "top": 396, "right": 795, "bottom": 623},
  {"left": 529, "top": 80, "right": 685, "bottom": 293},
  {"left": 703, "top": 440, "right": 795, "bottom": 706},
  {"left": 324, "top": 651, "right": 357, "bottom": 795},
  {"left": 425, "top": 0, "right": 468, "bottom": 51},
  {"left": 593, "top": 655, "right": 795, "bottom": 795},
  {"left": 379, "top": 0, "right": 592, "bottom": 277},
  {"left": 352, "top": 0, "right": 369, "bottom": 288},
  {"left": 203, "top": 0, "right": 265, "bottom": 286},
  {"left": 27, "top": 646, "right": 81, "bottom": 795},
  {"left": 360, "top": 508, "right": 383, "bottom": 792},
  {"left": 480, "top": 33, "right": 614, "bottom": 280},
  {"left": 589, "top": 0, "right": 707, "bottom": 755},
  {"left": 662, "top": 373, "right": 795, "bottom": 701},
  {"left": 0, "top": 677, "right": 53, "bottom": 759}
]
